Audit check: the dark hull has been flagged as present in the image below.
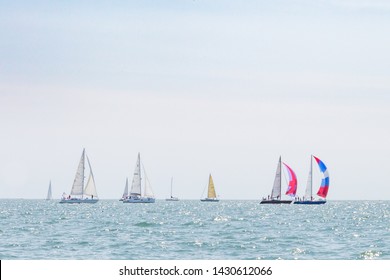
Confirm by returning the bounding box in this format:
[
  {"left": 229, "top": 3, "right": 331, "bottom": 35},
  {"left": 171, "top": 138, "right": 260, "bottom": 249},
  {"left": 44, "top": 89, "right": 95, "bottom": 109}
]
[
  {"left": 201, "top": 198, "right": 219, "bottom": 202},
  {"left": 260, "top": 200, "right": 292, "bottom": 204},
  {"left": 294, "top": 200, "right": 326, "bottom": 205}
]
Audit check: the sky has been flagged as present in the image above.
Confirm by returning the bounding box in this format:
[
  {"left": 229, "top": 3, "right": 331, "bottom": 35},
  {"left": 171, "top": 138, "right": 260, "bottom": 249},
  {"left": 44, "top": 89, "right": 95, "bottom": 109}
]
[{"left": 0, "top": 0, "right": 390, "bottom": 200}]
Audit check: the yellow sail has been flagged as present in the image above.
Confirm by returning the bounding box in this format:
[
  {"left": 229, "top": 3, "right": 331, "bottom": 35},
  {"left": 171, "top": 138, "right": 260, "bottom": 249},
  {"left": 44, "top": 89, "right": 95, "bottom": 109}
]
[{"left": 207, "top": 174, "right": 217, "bottom": 199}]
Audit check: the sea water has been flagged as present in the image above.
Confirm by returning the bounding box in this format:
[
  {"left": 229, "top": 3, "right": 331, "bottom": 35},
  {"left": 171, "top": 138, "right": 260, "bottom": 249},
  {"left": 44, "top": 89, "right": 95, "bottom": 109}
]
[{"left": 0, "top": 200, "right": 389, "bottom": 260}]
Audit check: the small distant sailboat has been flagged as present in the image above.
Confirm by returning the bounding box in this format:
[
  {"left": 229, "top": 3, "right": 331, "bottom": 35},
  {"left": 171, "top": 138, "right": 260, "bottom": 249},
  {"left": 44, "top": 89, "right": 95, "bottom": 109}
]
[
  {"left": 260, "top": 156, "right": 296, "bottom": 204},
  {"left": 294, "top": 155, "right": 329, "bottom": 205},
  {"left": 166, "top": 177, "right": 179, "bottom": 201},
  {"left": 60, "top": 149, "right": 98, "bottom": 204},
  {"left": 123, "top": 153, "right": 155, "bottom": 203},
  {"left": 46, "top": 181, "right": 52, "bottom": 200},
  {"left": 119, "top": 178, "right": 129, "bottom": 201},
  {"left": 201, "top": 174, "right": 219, "bottom": 202}
]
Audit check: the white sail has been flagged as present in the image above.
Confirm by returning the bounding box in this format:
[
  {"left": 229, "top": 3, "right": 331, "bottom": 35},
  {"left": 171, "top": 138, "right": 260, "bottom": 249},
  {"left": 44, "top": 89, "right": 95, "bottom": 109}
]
[
  {"left": 270, "top": 156, "right": 282, "bottom": 199},
  {"left": 84, "top": 155, "right": 98, "bottom": 197},
  {"left": 122, "top": 178, "right": 129, "bottom": 198},
  {"left": 70, "top": 149, "right": 85, "bottom": 196},
  {"left": 84, "top": 173, "right": 97, "bottom": 197},
  {"left": 46, "top": 181, "right": 52, "bottom": 200},
  {"left": 207, "top": 174, "right": 217, "bottom": 199},
  {"left": 304, "top": 156, "right": 313, "bottom": 200},
  {"left": 130, "top": 153, "right": 142, "bottom": 196},
  {"left": 143, "top": 166, "right": 155, "bottom": 198}
]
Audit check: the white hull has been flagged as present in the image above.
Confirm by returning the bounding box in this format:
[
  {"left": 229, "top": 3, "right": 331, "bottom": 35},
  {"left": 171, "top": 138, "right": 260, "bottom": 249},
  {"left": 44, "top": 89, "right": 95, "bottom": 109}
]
[
  {"left": 123, "top": 196, "right": 155, "bottom": 203},
  {"left": 60, "top": 198, "right": 98, "bottom": 204}
]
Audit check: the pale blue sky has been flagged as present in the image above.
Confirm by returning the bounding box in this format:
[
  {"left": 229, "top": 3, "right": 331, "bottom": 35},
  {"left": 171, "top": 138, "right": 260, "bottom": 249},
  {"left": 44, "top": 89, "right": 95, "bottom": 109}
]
[{"left": 1, "top": 1, "right": 390, "bottom": 199}]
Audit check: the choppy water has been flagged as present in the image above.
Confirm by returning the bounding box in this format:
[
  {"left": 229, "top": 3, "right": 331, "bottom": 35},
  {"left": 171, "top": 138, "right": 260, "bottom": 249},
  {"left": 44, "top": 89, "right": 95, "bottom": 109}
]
[{"left": 0, "top": 200, "right": 389, "bottom": 260}]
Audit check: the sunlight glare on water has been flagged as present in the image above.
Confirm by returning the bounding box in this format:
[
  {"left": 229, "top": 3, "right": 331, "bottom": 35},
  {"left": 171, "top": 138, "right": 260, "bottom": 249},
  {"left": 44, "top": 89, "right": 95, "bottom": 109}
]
[{"left": 0, "top": 200, "right": 389, "bottom": 260}]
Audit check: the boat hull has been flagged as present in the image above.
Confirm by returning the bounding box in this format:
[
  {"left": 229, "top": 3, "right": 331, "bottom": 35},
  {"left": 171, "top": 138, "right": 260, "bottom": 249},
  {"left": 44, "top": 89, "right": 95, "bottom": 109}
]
[
  {"left": 260, "top": 199, "right": 292, "bottom": 204},
  {"left": 123, "top": 196, "right": 155, "bottom": 203},
  {"left": 200, "top": 198, "right": 219, "bottom": 202},
  {"left": 59, "top": 199, "right": 98, "bottom": 204},
  {"left": 294, "top": 200, "right": 326, "bottom": 205},
  {"left": 165, "top": 198, "right": 179, "bottom": 201}
]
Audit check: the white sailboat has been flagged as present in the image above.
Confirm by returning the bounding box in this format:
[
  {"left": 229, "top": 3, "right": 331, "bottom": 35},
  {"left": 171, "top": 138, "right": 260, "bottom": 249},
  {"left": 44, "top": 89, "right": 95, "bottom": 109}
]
[
  {"left": 60, "top": 149, "right": 98, "bottom": 204},
  {"left": 260, "top": 156, "right": 295, "bottom": 204},
  {"left": 46, "top": 181, "right": 52, "bottom": 200},
  {"left": 201, "top": 174, "right": 219, "bottom": 202},
  {"left": 123, "top": 153, "right": 155, "bottom": 203},
  {"left": 119, "top": 177, "right": 129, "bottom": 201},
  {"left": 166, "top": 177, "right": 179, "bottom": 201}
]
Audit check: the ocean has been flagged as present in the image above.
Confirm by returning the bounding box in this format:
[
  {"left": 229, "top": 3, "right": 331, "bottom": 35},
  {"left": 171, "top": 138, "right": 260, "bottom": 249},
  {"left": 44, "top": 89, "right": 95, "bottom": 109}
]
[{"left": 0, "top": 200, "right": 389, "bottom": 260}]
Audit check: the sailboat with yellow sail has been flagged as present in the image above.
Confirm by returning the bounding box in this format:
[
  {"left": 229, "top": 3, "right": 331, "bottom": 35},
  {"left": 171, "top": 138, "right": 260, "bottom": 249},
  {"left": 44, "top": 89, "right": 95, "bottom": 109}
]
[{"left": 201, "top": 174, "right": 219, "bottom": 202}]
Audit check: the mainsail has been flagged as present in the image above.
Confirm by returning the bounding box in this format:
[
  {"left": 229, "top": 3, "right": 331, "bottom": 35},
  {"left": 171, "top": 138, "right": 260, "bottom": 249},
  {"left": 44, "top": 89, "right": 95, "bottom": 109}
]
[
  {"left": 314, "top": 155, "right": 330, "bottom": 198},
  {"left": 283, "top": 162, "right": 297, "bottom": 197},
  {"left": 130, "top": 153, "right": 142, "bottom": 196},
  {"left": 304, "top": 156, "right": 313, "bottom": 199},
  {"left": 270, "top": 156, "right": 282, "bottom": 199},
  {"left": 70, "top": 149, "right": 85, "bottom": 196},
  {"left": 207, "top": 174, "right": 217, "bottom": 199}
]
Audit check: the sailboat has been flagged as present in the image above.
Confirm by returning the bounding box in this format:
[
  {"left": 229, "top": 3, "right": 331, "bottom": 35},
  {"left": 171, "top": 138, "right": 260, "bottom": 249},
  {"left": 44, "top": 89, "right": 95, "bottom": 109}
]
[
  {"left": 260, "top": 156, "right": 296, "bottom": 204},
  {"left": 119, "top": 178, "right": 129, "bottom": 201},
  {"left": 294, "top": 155, "right": 329, "bottom": 205},
  {"left": 59, "top": 149, "right": 98, "bottom": 204},
  {"left": 123, "top": 153, "right": 155, "bottom": 203},
  {"left": 201, "top": 174, "right": 219, "bottom": 202},
  {"left": 166, "top": 177, "right": 179, "bottom": 201},
  {"left": 46, "top": 181, "right": 52, "bottom": 200}
]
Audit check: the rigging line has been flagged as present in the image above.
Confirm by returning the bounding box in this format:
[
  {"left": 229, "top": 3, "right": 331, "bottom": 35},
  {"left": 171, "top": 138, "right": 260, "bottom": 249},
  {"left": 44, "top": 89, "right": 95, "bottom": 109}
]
[
  {"left": 141, "top": 161, "right": 154, "bottom": 191},
  {"left": 200, "top": 182, "right": 207, "bottom": 199}
]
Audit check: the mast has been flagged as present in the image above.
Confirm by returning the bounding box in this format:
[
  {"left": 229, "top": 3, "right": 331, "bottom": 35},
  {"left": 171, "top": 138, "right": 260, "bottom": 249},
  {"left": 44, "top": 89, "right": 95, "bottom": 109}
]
[
  {"left": 310, "top": 155, "right": 313, "bottom": 199},
  {"left": 304, "top": 155, "right": 313, "bottom": 201},
  {"left": 139, "top": 153, "right": 142, "bottom": 196},
  {"left": 82, "top": 149, "right": 85, "bottom": 199},
  {"left": 170, "top": 177, "right": 173, "bottom": 198},
  {"left": 279, "top": 156, "right": 282, "bottom": 200}
]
